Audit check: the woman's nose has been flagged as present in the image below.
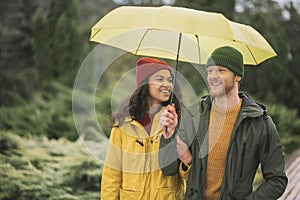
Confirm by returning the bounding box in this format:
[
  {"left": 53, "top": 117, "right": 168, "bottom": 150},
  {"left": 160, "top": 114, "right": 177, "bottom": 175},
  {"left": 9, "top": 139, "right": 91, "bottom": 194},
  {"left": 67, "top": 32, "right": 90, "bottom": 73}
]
[{"left": 162, "top": 79, "right": 172, "bottom": 87}]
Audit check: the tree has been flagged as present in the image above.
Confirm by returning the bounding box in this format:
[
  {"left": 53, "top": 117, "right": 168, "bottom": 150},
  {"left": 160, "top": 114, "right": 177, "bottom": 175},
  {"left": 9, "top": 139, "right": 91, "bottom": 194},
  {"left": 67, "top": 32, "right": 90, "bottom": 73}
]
[
  {"left": 283, "top": 2, "right": 300, "bottom": 114},
  {"left": 174, "top": 0, "right": 235, "bottom": 19},
  {"left": 34, "top": 0, "right": 83, "bottom": 86},
  {"left": 0, "top": 0, "right": 38, "bottom": 106},
  {"left": 236, "top": 0, "right": 300, "bottom": 115}
]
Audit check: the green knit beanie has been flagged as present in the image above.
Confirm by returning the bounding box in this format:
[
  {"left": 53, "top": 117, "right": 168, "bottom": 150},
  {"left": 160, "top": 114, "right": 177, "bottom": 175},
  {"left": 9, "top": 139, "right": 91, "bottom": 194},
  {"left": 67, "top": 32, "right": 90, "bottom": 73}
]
[{"left": 206, "top": 46, "right": 244, "bottom": 78}]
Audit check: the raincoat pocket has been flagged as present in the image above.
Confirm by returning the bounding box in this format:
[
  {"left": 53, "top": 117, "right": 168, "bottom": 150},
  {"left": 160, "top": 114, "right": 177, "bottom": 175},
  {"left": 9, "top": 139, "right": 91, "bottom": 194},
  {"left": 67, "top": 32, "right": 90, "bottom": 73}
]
[{"left": 119, "top": 188, "right": 141, "bottom": 200}]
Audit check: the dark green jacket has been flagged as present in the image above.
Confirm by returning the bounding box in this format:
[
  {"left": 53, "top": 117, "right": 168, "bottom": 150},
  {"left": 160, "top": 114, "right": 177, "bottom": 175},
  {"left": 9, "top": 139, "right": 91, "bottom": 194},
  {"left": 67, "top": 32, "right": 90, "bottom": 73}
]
[{"left": 159, "top": 93, "right": 288, "bottom": 200}]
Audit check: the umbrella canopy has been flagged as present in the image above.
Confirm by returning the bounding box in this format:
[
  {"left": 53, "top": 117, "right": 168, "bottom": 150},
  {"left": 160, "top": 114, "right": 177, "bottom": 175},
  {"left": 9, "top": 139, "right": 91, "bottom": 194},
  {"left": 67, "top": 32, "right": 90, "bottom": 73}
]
[{"left": 90, "top": 6, "right": 277, "bottom": 65}]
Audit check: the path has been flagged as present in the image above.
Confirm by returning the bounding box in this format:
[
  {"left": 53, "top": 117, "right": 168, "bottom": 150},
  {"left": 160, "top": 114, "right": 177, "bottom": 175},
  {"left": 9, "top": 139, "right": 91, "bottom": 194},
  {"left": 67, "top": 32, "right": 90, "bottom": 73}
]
[{"left": 278, "top": 148, "right": 300, "bottom": 200}]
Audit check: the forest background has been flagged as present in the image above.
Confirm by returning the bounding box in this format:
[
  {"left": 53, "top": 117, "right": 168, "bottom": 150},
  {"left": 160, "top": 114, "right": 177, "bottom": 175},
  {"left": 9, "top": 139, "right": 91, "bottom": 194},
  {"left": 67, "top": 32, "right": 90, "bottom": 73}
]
[{"left": 1, "top": 0, "right": 300, "bottom": 199}]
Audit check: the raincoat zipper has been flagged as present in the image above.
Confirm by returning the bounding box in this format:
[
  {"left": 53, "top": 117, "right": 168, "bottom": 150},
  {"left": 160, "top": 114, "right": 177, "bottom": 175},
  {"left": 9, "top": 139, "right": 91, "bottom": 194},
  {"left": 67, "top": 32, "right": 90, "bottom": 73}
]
[{"left": 240, "top": 142, "right": 246, "bottom": 178}]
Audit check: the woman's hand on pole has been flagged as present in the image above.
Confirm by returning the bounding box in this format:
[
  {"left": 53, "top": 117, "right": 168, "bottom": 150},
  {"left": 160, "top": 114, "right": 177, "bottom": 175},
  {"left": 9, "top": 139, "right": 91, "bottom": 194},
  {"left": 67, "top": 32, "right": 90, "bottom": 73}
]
[{"left": 160, "top": 104, "right": 178, "bottom": 139}]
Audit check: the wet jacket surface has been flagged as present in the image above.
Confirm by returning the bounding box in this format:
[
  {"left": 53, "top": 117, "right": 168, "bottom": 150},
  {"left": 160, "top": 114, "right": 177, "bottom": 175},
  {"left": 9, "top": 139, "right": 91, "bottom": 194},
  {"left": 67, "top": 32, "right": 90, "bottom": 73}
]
[
  {"left": 160, "top": 93, "right": 288, "bottom": 200},
  {"left": 101, "top": 107, "right": 184, "bottom": 200}
]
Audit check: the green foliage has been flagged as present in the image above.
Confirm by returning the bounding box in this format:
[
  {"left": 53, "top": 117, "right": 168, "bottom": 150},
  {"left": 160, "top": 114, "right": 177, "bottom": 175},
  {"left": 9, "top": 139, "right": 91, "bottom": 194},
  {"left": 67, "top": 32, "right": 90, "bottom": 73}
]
[
  {"left": 0, "top": 0, "right": 37, "bottom": 70},
  {"left": 174, "top": 0, "right": 235, "bottom": 19},
  {"left": 0, "top": 0, "right": 39, "bottom": 106},
  {"left": 176, "top": 62, "right": 208, "bottom": 99},
  {"left": 95, "top": 91, "right": 112, "bottom": 138},
  {"left": 33, "top": 0, "right": 83, "bottom": 86},
  {"left": 64, "top": 160, "right": 102, "bottom": 191},
  {"left": 0, "top": 81, "right": 77, "bottom": 140},
  {"left": 0, "top": 131, "right": 22, "bottom": 154},
  {"left": 0, "top": 132, "right": 101, "bottom": 200},
  {"left": 41, "top": 82, "right": 77, "bottom": 140},
  {"left": 266, "top": 103, "right": 300, "bottom": 153},
  {"left": 0, "top": 69, "right": 39, "bottom": 106},
  {"left": 236, "top": 0, "right": 300, "bottom": 114},
  {"left": 283, "top": 2, "right": 300, "bottom": 113},
  {"left": 0, "top": 1, "right": 300, "bottom": 198}
]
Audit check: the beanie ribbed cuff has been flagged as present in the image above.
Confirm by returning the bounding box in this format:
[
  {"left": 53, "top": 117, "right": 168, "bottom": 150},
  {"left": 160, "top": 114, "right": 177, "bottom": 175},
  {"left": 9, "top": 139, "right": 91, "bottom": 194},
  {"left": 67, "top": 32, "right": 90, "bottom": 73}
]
[
  {"left": 205, "top": 46, "right": 244, "bottom": 78},
  {"left": 206, "top": 55, "right": 244, "bottom": 77}
]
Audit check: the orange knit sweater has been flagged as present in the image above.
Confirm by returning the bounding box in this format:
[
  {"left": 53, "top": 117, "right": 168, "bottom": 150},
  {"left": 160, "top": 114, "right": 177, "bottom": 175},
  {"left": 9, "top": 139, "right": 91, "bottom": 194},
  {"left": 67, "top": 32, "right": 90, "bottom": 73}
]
[{"left": 204, "top": 99, "right": 242, "bottom": 200}]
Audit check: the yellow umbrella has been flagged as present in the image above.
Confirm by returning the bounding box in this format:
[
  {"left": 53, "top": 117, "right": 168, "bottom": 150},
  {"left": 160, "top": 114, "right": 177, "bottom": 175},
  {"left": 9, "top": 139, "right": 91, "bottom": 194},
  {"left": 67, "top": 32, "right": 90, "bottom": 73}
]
[{"left": 90, "top": 6, "right": 277, "bottom": 65}]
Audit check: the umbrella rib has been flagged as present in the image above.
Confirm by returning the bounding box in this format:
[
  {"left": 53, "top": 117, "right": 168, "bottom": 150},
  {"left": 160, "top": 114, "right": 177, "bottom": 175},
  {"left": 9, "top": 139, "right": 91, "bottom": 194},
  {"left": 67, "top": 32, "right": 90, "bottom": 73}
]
[
  {"left": 246, "top": 44, "right": 258, "bottom": 65},
  {"left": 134, "top": 29, "right": 151, "bottom": 55},
  {"left": 90, "top": 28, "right": 101, "bottom": 41},
  {"left": 195, "top": 35, "right": 201, "bottom": 64}
]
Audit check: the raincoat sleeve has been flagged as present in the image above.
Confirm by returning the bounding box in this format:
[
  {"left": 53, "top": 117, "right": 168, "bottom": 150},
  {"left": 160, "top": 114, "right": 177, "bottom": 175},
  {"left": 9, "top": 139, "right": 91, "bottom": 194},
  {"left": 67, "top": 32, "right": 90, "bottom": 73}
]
[
  {"left": 101, "top": 127, "right": 122, "bottom": 200},
  {"left": 179, "top": 162, "right": 192, "bottom": 180},
  {"left": 245, "top": 116, "right": 288, "bottom": 199}
]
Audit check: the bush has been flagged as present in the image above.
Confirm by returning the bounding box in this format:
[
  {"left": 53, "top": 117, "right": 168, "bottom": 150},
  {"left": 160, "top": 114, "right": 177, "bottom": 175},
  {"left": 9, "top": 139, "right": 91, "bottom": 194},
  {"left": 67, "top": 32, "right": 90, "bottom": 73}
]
[
  {"left": 0, "top": 69, "right": 38, "bottom": 107},
  {"left": 64, "top": 160, "right": 102, "bottom": 191},
  {"left": 0, "top": 131, "right": 22, "bottom": 154},
  {"left": 0, "top": 133, "right": 101, "bottom": 200},
  {"left": 0, "top": 81, "right": 77, "bottom": 140},
  {"left": 266, "top": 103, "right": 300, "bottom": 153}
]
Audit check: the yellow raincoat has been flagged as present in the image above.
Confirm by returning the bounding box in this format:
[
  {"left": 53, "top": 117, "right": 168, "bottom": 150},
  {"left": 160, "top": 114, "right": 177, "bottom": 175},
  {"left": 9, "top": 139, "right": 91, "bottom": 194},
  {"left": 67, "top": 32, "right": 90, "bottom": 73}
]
[{"left": 101, "top": 107, "right": 185, "bottom": 200}]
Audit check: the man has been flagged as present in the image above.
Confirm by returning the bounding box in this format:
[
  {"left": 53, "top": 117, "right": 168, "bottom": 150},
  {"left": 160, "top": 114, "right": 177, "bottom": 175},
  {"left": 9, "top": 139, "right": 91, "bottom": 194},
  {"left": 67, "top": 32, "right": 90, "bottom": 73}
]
[{"left": 159, "top": 46, "right": 288, "bottom": 199}]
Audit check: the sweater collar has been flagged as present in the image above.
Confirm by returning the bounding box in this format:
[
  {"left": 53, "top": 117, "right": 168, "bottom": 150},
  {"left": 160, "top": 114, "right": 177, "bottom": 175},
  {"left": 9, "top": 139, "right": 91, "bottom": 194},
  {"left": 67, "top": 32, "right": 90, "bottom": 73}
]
[{"left": 201, "top": 93, "right": 265, "bottom": 118}]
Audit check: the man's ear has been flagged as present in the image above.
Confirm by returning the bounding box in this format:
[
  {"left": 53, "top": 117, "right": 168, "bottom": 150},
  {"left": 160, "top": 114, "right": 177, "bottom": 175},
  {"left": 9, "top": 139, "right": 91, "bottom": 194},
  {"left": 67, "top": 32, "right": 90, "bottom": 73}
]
[{"left": 236, "top": 76, "right": 242, "bottom": 82}]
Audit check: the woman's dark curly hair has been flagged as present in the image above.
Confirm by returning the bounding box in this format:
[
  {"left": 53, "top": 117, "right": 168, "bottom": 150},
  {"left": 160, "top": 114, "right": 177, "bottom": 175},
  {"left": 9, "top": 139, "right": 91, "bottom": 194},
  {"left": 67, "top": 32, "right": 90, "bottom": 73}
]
[{"left": 110, "top": 78, "right": 184, "bottom": 127}]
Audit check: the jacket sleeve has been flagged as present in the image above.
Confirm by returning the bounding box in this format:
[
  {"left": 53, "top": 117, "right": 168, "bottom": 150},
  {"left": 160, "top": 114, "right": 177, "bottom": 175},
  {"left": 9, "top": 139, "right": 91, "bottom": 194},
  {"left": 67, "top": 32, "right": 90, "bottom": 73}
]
[
  {"left": 159, "top": 133, "right": 180, "bottom": 176},
  {"left": 245, "top": 116, "right": 288, "bottom": 200},
  {"left": 101, "top": 128, "right": 122, "bottom": 200},
  {"left": 159, "top": 106, "right": 197, "bottom": 177}
]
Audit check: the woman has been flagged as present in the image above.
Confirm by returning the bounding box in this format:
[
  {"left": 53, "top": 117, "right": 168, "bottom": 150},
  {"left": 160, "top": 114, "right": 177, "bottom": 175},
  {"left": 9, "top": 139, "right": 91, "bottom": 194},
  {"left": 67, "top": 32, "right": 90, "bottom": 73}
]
[{"left": 101, "top": 57, "right": 185, "bottom": 199}]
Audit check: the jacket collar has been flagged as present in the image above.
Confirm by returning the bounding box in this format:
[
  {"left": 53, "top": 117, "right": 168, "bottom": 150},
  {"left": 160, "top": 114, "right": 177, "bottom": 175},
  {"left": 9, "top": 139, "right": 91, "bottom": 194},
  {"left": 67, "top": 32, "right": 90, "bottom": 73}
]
[
  {"left": 200, "top": 92, "right": 266, "bottom": 119},
  {"left": 121, "top": 106, "right": 166, "bottom": 137}
]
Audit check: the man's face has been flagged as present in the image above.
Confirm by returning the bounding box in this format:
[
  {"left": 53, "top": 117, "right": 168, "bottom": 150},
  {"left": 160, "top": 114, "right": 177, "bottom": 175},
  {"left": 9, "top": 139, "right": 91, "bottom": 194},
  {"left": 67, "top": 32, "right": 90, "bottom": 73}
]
[{"left": 206, "top": 66, "right": 239, "bottom": 97}]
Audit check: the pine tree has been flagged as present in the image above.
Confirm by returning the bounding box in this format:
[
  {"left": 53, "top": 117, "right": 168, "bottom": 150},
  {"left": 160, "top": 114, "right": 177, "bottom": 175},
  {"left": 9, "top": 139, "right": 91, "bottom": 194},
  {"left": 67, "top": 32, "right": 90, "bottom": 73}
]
[
  {"left": 0, "top": 0, "right": 38, "bottom": 105},
  {"left": 174, "top": 0, "right": 235, "bottom": 19},
  {"left": 34, "top": 0, "right": 83, "bottom": 86},
  {"left": 283, "top": 2, "right": 300, "bottom": 114}
]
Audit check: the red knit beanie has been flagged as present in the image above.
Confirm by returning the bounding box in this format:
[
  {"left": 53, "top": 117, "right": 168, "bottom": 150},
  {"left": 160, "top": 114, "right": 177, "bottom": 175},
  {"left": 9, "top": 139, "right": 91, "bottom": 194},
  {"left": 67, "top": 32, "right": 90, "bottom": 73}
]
[{"left": 136, "top": 57, "right": 171, "bottom": 87}]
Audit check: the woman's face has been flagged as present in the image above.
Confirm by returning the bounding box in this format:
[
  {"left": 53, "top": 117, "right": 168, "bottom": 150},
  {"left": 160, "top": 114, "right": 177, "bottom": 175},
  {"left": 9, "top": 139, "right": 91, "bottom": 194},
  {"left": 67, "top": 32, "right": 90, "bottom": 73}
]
[{"left": 147, "top": 69, "right": 173, "bottom": 107}]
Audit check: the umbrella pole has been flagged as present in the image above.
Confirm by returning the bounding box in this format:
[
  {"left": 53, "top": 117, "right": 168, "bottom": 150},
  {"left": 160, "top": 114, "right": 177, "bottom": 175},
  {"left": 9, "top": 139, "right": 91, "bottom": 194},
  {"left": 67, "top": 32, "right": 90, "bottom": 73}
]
[
  {"left": 165, "top": 32, "right": 182, "bottom": 134},
  {"left": 169, "top": 32, "right": 182, "bottom": 104}
]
